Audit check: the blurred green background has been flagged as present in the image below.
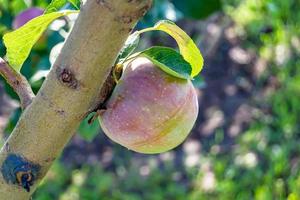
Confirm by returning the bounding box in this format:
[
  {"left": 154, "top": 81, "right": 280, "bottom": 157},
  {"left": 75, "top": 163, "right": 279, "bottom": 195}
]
[{"left": 1, "top": 0, "right": 300, "bottom": 199}]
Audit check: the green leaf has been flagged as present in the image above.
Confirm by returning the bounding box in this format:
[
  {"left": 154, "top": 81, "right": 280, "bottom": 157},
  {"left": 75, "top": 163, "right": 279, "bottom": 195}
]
[
  {"left": 0, "top": 0, "right": 9, "bottom": 10},
  {"left": 116, "top": 32, "right": 140, "bottom": 64},
  {"left": 77, "top": 113, "right": 100, "bottom": 142},
  {"left": 45, "top": 0, "right": 67, "bottom": 14},
  {"left": 67, "top": 0, "right": 80, "bottom": 10},
  {"left": 3, "top": 10, "right": 78, "bottom": 72},
  {"left": 140, "top": 46, "right": 192, "bottom": 80},
  {"left": 172, "top": 0, "right": 222, "bottom": 19},
  {"left": 11, "top": 0, "right": 28, "bottom": 15},
  {"left": 138, "top": 20, "right": 204, "bottom": 77},
  {"left": 45, "top": 0, "right": 80, "bottom": 14}
]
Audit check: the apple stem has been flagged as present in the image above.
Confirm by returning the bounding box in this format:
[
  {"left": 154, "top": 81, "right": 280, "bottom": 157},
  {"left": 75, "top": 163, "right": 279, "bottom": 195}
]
[{"left": 88, "top": 109, "right": 106, "bottom": 124}]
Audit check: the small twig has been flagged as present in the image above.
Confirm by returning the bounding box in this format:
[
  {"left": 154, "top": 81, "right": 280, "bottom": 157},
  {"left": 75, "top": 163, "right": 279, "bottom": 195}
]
[
  {"left": 95, "top": 64, "right": 123, "bottom": 110},
  {"left": 87, "top": 63, "right": 123, "bottom": 124},
  {"left": 0, "top": 57, "right": 35, "bottom": 110}
]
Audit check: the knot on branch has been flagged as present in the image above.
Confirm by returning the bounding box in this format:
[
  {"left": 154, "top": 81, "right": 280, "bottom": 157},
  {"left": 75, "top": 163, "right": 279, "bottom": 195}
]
[
  {"left": 56, "top": 68, "right": 79, "bottom": 89},
  {"left": 96, "top": 0, "right": 114, "bottom": 11},
  {"left": 95, "top": 0, "right": 152, "bottom": 24},
  {"left": 115, "top": 3, "right": 151, "bottom": 24}
]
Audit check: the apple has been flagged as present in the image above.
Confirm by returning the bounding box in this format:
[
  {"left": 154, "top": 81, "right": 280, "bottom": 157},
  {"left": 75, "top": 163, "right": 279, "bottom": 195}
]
[{"left": 99, "top": 57, "right": 198, "bottom": 154}]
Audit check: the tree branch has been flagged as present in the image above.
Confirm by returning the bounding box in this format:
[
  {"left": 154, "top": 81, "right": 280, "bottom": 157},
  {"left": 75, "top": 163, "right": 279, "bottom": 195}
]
[
  {"left": 0, "top": 58, "right": 35, "bottom": 110},
  {"left": 0, "top": 0, "right": 152, "bottom": 199}
]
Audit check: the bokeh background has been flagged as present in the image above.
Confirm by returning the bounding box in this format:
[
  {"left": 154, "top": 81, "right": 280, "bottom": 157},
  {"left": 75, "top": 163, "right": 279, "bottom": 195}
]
[{"left": 1, "top": 0, "right": 300, "bottom": 199}]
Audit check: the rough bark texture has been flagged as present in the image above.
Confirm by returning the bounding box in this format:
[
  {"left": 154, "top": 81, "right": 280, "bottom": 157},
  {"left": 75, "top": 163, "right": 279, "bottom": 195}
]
[{"left": 0, "top": 0, "right": 152, "bottom": 199}]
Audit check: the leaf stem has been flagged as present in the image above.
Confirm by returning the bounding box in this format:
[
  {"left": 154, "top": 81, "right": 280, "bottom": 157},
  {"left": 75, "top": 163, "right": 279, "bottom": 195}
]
[
  {"left": 0, "top": 57, "right": 35, "bottom": 110},
  {"left": 136, "top": 27, "right": 156, "bottom": 34}
]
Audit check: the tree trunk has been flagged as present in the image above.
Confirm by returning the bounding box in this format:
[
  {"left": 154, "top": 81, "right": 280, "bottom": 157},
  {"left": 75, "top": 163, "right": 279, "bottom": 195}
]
[{"left": 0, "top": 0, "right": 152, "bottom": 199}]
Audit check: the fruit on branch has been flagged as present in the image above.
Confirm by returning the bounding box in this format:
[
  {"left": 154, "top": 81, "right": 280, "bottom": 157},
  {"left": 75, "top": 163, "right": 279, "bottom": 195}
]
[
  {"left": 99, "top": 57, "right": 198, "bottom": 154},
  {"left": 12, "top": 7, "right": 44, "bottom": 29}
]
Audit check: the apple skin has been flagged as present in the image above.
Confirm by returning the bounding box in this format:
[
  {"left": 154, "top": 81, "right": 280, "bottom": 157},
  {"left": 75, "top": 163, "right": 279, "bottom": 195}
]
[
  {"left": 99, "top": 57, "right": 199, "bottom": 154},
  {"left": 12, "top": 7, "right": 44, "bottom": 29}
]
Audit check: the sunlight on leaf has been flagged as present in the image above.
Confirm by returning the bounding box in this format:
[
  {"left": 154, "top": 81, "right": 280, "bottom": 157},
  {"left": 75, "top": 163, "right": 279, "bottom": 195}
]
[
  {"left": 67, "top": 0, "right": 80, "bottom": 10},
  {"left": 116, "top": 32, "right": 140, "bottom": 64},
  {"left": 138, "top": 20, "right": 204, "bottom": 77},
  {"left": 3, "top": 10, "right": 78, "bottom": 72},
  {"left": 45, "top": 0, "right": 80, "bottom": 14},
  {"left": 45, "top": 0, "right": 67, "bottom": 14},
  {"left": 140, "top": 46, "right": 192, "bottom": 80}
]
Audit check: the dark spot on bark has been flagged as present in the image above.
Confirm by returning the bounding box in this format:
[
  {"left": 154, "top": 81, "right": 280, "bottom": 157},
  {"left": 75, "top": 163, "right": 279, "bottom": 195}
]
[
  {"left": 96, "top": 0, "right": 114, "bottom": 11},
  {"left": 40, "top": 92, "right": 55, "bottom": 107},
  {"left": 119, "top": 27, "right": 133, "bottom": 34},
  {"left": 1, "top": 154, "right": 40, "bottom": 192},
  {"left": 57, "top": 68, "right": 78, "bottom": 89},
  {"left": 13, "top": 80, "right": 20, "bottom": 85},
  {"left": 117, "top": 16, "right": 133, "bottom": 24},
  {"left": 127, "top": 0, "right": 145, "bottom": 3},
  {"left": 61, "top": 70, "right": 72, "bottom": 82},
  {"left": 95, "top": 0, "right": 103, "bottom": 4},
  {"left": 55, "top": 109, "right": 65, "bottom": 115},
  {"left": 137, "top": 4, "right": 151, "bottom": 17},
  {"left": 4, "top": 143, "right": 10, "bottom": 153},
  {"left": 115, "top": 3, "right": 150, "bottom": 24},
  {"left": 126, "top": 0, "right": 152, "bottom": 16},
  {"left": 43, "top": 157, "right": 55, "bottom": 163}
]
